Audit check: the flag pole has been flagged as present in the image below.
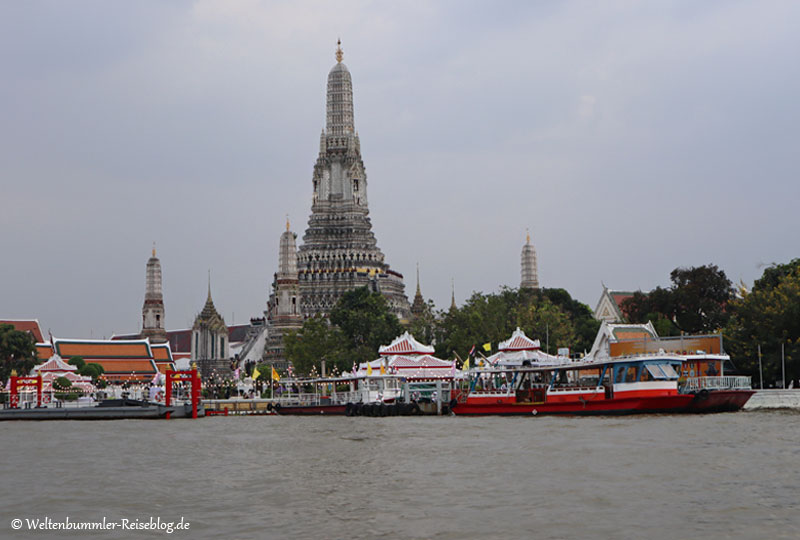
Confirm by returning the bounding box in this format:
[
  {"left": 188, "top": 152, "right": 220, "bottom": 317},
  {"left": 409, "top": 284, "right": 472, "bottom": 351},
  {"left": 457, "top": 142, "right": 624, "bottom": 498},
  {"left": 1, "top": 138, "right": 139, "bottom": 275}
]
[
  {"left": 781, "top": 342, "right": 785, "bottom": 389},
  {"left": 758, "top": 344, "right": 763, "bottom": 390}
]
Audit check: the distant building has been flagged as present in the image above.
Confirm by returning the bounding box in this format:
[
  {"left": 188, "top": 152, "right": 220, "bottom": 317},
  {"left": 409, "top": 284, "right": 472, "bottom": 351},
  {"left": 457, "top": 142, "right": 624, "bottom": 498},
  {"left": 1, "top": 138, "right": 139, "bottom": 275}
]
[
  {"left": 265, "top": 220, "right": 303, "bottom": 369},
  {"left": 594, "top": 286, "right": 638, "bottom": 323},
  {"left": 520, "top": 231, "right": 539, "bottom": 290},
  {"left": 140, "top": 246, "right": 167, "bottom": 344},
  {"left": 410, "top": 264, "right": 426, "bottom": 320}
]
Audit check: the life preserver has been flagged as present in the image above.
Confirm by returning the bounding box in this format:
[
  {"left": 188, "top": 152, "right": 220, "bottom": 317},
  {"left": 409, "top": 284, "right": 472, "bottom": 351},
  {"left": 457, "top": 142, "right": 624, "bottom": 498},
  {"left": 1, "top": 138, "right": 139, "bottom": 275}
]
[
  {"left": 273, "top": 403, "right": 281, "bottom": 413},
  {"left": 155, "top": 391, "right": 164, "bottom": 402},
  {"left": 267, "top": 402, "right": 274, "bottom": 412}
]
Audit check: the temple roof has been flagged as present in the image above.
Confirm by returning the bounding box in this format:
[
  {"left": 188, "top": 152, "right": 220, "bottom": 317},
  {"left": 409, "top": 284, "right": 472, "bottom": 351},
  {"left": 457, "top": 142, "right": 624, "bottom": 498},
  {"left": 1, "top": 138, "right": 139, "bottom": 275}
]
[
  {"left": 378, "top": 331, "right": 435, "bottom": 356},
  {"left": 33, "top": 354, "right": 77, "bottom": 373},
  {"left": 498, "top": 327, "right": 541, "bottom": 352},
  {"left": 51, "top": 337, "right": 159, "bottom": 382},
  {"left": 1, "top": 319, "right": 45, "bottom": 342},
  {"left": 54, "top": 338, "right": 153, "bottom": 359},
  {"left": 193, "top": 287, "right": 226, "bottom": 332}
]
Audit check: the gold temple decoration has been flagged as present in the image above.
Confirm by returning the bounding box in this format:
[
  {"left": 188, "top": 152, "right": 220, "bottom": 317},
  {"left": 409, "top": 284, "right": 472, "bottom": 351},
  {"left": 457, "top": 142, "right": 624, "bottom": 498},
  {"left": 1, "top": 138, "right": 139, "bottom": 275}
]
[{"left": 335, "top": 38, "right": 343, "bottom": 63}]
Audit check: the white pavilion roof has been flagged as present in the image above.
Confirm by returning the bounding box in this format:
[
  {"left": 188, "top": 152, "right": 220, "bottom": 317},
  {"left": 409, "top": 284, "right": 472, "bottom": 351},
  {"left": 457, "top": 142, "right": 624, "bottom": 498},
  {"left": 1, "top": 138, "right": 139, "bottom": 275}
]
[
  {"left": 33, "top": 354, "right": 77, "bottom": 373},
  {"left": 358, "top": 354, "right": 456, "bottom": 379},
  {"left": 378, "top": 331, "right": 435, "bottom": 356},
  {"left": 498, "top": 327, "right": 541, "bottom": 352}
]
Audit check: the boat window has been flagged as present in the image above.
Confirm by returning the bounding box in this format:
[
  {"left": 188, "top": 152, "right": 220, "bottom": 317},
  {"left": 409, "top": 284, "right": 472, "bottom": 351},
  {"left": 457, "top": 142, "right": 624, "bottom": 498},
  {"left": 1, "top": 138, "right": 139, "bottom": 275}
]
[
  {"left": 640, "top": 366, "right": 652, "bottom": 381},
  {"left": 660, "top": 364, "right": 679, "bottom": 379},
  {"left": 645, "top": 364, "right": 667, "bottom": 379},
  {"left": 614, "top": 366, "right": 625, "bottom": 383},
  {"left": 624, "top": 366, "right": 638, "bottom": 383}
]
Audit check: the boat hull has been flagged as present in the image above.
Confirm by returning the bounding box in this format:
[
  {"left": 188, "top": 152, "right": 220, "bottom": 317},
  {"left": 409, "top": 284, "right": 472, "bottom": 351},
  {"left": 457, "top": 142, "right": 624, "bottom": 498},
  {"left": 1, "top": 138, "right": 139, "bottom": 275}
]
[
  {"left": 275, "top": 404, "right": 347, "bottom": 415},
  {"left": 0, "top": 404, "right": 173, "bottom": 421},
  {"left": 453, "top": 394, "right": 697, "bottom": 416},
  {"left": 683, "top": 390, "right": 755, "bottom": 413}
]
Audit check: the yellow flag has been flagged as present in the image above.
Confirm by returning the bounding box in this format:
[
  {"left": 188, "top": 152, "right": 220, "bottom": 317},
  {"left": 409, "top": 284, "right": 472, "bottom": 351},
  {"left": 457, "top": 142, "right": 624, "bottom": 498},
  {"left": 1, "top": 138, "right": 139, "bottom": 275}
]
[
  {"left": 463, "top": 358, "right": 470, "bottom": 371},
  {"left": 367, "top": 363, "right": 373, "bottom": 376},
  {"left": 252, "top": 366, "right": 261, "bottom": 380},
  {"left": 482, "top": 342, "right": 491, "bottom": 352},
  {"left": 271, "top": 367, "right": 280, "bottom": 381}
]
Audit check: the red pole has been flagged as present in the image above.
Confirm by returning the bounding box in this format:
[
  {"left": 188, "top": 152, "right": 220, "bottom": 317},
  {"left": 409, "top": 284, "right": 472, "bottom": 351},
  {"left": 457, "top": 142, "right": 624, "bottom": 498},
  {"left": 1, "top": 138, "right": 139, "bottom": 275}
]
[
  {"left": 191, "top": 365, "right": 199, "bottom": 419},
  {"left": 165, "top": 369, "right": 173, "bottom": 420},
  {"left": 10, "top": 374, "right": 18, "bottom": 409},
  {"left": 37, "top": 374, "right": 42, "bottom": 407}
]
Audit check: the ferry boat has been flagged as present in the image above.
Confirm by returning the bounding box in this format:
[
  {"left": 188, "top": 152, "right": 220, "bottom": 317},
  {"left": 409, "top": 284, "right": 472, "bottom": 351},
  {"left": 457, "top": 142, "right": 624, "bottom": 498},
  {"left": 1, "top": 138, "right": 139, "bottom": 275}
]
[
  {"left": 272, "top": 374, "right": 412, "bottom": 416},
  {"left": 449, "top": 355, "right": 754, "bottom": 416}
]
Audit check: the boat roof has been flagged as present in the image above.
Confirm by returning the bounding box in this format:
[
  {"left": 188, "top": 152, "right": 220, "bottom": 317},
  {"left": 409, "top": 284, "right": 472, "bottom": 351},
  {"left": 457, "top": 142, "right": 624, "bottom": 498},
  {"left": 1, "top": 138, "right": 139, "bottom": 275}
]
[{"left": 471, "top": 353, "right": 729, "bottom": 374}]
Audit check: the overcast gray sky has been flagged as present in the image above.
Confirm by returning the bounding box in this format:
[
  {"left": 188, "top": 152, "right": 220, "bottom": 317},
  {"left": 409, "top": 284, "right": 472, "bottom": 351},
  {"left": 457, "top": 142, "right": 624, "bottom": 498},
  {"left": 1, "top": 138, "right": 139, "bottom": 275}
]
[{"left": 2, "top": 1, "right": 798, "bottom": 339}]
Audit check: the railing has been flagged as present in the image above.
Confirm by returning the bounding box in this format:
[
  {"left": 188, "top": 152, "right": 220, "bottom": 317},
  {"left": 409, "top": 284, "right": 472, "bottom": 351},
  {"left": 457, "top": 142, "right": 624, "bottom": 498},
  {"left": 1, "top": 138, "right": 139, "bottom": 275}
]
[{"left": 681, "top": 376, "right": 752, "bottom": 392}]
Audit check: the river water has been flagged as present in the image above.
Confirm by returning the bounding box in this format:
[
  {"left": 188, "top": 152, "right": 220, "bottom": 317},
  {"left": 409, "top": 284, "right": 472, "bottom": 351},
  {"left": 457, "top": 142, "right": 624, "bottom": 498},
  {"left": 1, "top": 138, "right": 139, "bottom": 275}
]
[{"left": 1, "top": 410, "right": 798, "bottom": 539}]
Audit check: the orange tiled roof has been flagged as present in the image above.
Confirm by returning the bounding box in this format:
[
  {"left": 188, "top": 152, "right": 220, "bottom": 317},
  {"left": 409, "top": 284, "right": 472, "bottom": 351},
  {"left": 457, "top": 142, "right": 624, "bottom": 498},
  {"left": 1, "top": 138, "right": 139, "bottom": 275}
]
[
  {"left": 155, "top": 362, "right": 174, "bottom": 375},
  {"left": 613, "top": 329, "right": 652, "bottom": 341},
  {"left": 92, "top": 359, "right": 157, "bottom": 375},
  {"left": 56, "top": 341, "right": 152, "bottom": 359},
  {"left": 1, "top": 320, "right": 45, "bottom": 342},
  {"left": 151, "top": 344, "right": 172, "bottom": 361},
  {"left": 36, "top": 343, "right": 54, "bottom": 360}
]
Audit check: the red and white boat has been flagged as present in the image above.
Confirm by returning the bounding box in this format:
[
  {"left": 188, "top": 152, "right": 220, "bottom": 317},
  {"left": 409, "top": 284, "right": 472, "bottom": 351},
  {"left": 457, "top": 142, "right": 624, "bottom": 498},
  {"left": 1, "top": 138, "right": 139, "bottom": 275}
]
[
  {"left": 450, "top": 355, "right": 753, "bottom": 416},
  {"left": 450, "top": 324, "right": 754, "bottom": 416}
]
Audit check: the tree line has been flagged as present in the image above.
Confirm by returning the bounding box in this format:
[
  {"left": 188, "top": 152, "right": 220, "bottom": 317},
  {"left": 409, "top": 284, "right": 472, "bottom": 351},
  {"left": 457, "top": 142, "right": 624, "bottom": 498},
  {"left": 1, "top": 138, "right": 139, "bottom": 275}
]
[{"left": 620, "top": 260, "right": 800, "bottom": 387}]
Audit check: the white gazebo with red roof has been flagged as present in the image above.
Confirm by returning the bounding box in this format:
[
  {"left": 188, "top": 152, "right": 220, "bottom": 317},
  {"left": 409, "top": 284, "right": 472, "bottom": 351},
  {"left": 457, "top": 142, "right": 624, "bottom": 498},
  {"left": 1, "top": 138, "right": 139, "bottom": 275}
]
[
  {"left": 31, "top": 354, "right": 95, "bottom": 393},
  {"left": 486, "top": 328, "right": 568, "bottom": 367},
  {"left": 357, "top": 332, "right": 457, "bottom": 380}
]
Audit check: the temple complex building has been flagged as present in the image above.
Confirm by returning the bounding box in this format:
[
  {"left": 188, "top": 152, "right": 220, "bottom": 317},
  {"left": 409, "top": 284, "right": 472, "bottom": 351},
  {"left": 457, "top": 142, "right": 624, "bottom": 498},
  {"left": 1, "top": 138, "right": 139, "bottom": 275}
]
[
  {"left": 191, "top": 280, "right": 231, "bottom": 380},
  {"left": 410, "top": 264, "right": 426, "bottom": 320},
  {"left": 296, "top": 40, "right": 410, "bottom": 321},
  {"left": 520, "top": 230, "right": 539, "bottom": 290},
  {"left": 141, "top": 245, "right": 167, "bottom": 343},
  {"left": 265, "top": 219, "right": 303, "bottom": 368}
]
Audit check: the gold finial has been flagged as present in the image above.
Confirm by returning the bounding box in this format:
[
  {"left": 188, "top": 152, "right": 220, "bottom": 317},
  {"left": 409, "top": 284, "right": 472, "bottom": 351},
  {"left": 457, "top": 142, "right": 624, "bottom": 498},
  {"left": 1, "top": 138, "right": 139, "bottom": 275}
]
[
  {"left": 286, "top": 214, "right": 290, "bottom": 231},
  {"left": 526, "top": 228, "right": 530, "bottom": 244},
  {"left": 335, "top": 38, "right": 343, "bottom": 63},
  {"left": 10, "top": 369, "right": 18, "bottom": 377},
  {"left": 152, "top": 241, "right": 156, "bottom": 257}
]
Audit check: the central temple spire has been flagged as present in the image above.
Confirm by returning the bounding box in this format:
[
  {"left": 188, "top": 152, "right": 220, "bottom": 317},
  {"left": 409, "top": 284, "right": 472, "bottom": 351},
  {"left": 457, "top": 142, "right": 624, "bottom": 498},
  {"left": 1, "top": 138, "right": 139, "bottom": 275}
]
[{"left": 295, "top": 42, "right": 410, "bottom": 321}]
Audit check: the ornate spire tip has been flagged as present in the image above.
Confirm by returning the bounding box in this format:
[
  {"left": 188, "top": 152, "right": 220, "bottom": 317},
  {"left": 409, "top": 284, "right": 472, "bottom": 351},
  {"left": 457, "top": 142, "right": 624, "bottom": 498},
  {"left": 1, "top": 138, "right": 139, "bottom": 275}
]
[{"left": 335, "top": 38, "right": 343, "bottom": 63}]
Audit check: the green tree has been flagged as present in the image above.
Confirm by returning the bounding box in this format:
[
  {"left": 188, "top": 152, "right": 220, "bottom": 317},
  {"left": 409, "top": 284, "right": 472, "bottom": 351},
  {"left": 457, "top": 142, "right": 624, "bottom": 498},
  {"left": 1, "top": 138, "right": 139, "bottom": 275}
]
[
  {"left": 621, "top": 264, "right": 733, "bottom": 334},
  {"left": 330, "top": 287, "right": 403, "bottom": 355},
  {"left": 725, "top": 260, "right": 800, "bottom": 386},
  {"left": 283, "top": 316, "right": 348, "bottom": 376},
  {"left": 408, "top": 299, "right": 438, "bottom": 346},
  {"left": 79, "top": 362, "right": 105, "bottom": 383},
  {"left": 68, "top": 356, "right": 86, "bottom": 370},
  {"left": 435, "top": 287, "right": 598, "bottom": 359},
  {"left": 670, "top": 264, "right": 733, "bottom": 333},
  {"left": 0, "top": 323, "right": 38, "bottom": 383},
  {"left": 53, "top": 376, "right": 72, "bottom": 389}
]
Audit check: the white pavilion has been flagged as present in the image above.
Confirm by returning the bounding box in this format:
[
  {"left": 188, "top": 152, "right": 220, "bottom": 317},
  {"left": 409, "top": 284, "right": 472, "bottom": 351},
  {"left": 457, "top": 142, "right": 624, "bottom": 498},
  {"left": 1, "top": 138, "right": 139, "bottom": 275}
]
[{"left": 357, "top": 332, "right": 456, "bottom": 380}]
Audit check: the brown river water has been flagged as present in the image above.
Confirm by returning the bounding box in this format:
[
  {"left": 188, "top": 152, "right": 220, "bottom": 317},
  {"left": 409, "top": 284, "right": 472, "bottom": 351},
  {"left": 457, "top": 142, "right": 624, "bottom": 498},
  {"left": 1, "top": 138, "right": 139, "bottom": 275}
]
[{"left": 1, "top": 410, "right": 798, "bottom": 539}]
